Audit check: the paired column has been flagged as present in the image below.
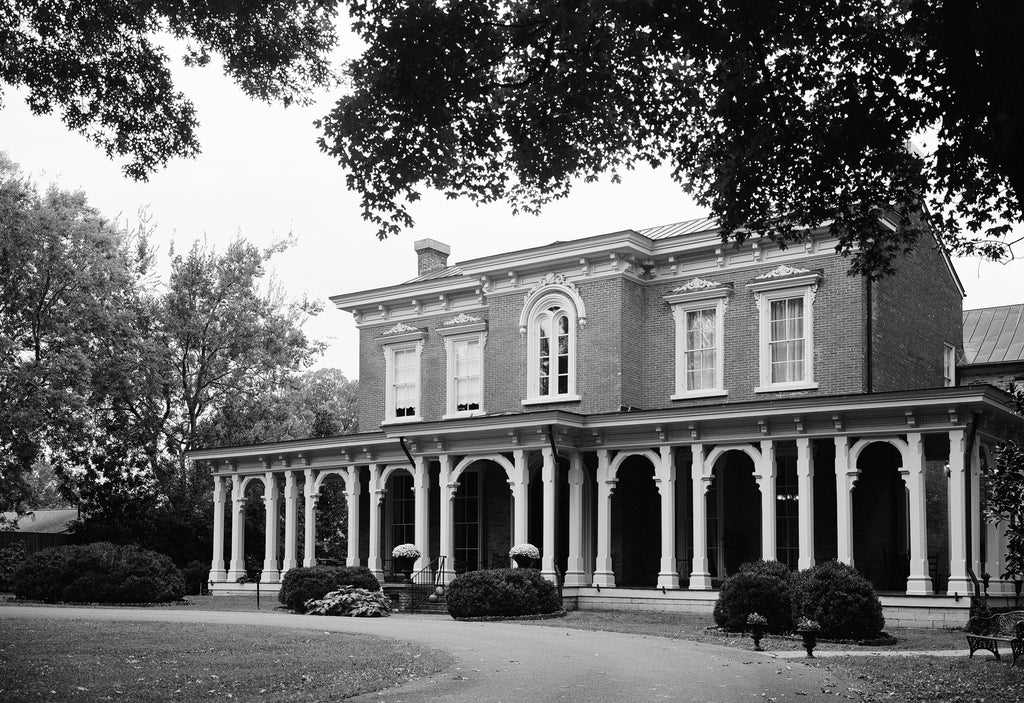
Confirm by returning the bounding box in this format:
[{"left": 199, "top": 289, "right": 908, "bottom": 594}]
[
  {"left": 541, "top": 447, "right": 558, "bottom": 581},
  {"left": 593, "top": 449, "right": 616, "bottom": 587},
  {"left": 564, "top": 453, "right": 588, "bottom": 587},
  {"left": 412, "top": 458, "right": 431, "bottom": 571},
  {"left": 438, "top": 455, "right": 456, "bottom": 583},
  {"left": 302, "top": 468, "right": 317, "bottom": 567},
  {"left": 227, "top": 477, "right": 247, "bottom": 580},
  {"left": 282, "top": 471, "right": 300, "bottom": 575},
  {"left": 261, "top": 472, "right": 281, "bottom": 582},
  {"left": 834, "top": 437, "right": 855, "bottom": 566},
  {"left": 510, "top": 449, "right": 530, "bottom": 548},
  {"left": 904, "top": 432, "right": 933, "bottom": 595},
  {"left": 210, "top": 475, "right": 227, "bottom": 581},
  {"left": 970, "top": 440, "right": 983, "bottom": 582},
  {"left": 947, "top": 429, "right": 972, "bottom": 594},
  {"left": 796, "top": 438, "right": 815, "bottom": 570},
  {"left": 757, "top": 440, "right": 777, "bottom": 561},
  {"left": 655, "top": 445, "right": 679, "bottom": 589},
  {"left": 345, "top": 467, "right": 362, "bottom": 568},
  {"left": 367, "top": 464, "right": 384, "bottom": 581},
  {"left": 689, "top": 444, "right": 712, "bottom": 590}
]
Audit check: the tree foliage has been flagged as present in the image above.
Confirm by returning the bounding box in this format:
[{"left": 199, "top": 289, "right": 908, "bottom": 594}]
[
  {"left": 0, "top": 1, "right": 338, "bottom": 179},
  {"left": 320, "top": 0, "right": 1024, "bottom": 277},
  {"left": 986, "top": 382, "right": 1024, "bottom": 580}
]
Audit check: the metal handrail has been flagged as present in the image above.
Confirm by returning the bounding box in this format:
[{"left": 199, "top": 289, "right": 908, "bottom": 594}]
[{"left": 407, "top": 555, "right": 447, "bottom": 612}]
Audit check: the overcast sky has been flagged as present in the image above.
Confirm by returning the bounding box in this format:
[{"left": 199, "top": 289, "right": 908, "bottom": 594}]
[{"left": 2, "top": 41, "right": 1021, "bottom": 380}]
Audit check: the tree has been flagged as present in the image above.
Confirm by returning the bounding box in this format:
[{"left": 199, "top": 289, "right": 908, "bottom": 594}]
[
  {"left": 0, "top": 1, "right": 338, "bottom": 179},
  {"left": 986, "top": 383, "right": 1024, "bottom": 580},
  {"left": 319, "top": 0, "right": 1024, "bottom": 277}
]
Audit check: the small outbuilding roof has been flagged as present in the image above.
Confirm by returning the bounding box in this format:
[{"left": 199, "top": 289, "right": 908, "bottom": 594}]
[
  {"left": 1, "top": 508, "right": 78, "bottom": 534},
  {"left": 962, "top": 303, "right": 1024, "bottom": 365}
]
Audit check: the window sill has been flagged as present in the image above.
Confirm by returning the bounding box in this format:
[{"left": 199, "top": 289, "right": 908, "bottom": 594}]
[
  {"left": 380, "top": 417, "right": 423, "bottom": 426},
  {"left": 442, "top": 410, "right": 486, "bottom": 420},
  {"left": 753, "top": 382, "right": 819, "bottom": 394},
  {"left": 670, "top": 390, "right": 728, "bottom": 401},
  {"left": 521, "top": 394, "right": 581, "bottom": 406}
]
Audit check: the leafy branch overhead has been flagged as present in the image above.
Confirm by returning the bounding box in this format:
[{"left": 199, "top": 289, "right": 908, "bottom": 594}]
[{"left": 320, "top": 0, "right": 1024, "bottom": 277}]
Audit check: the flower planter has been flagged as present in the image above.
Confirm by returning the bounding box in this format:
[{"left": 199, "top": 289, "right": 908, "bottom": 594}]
[
  {"left": 513, "top": 555, "right": 534, "bottom": 569},
  {"left": 797, "top": 630, "right": 817, "bottom": 657},
  {"left": 749, "top": 624, "right": 765, "bottom": 651},
  {"left": 394, "top": 556, "right": 416, "bottom": 581}
]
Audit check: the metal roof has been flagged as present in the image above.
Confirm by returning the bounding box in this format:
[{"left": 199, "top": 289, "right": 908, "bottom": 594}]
[
  {"left": 639, "top": 217, "right": 720, "bottom": 240},
  {"left": 962, "top": 304, "right": 1024, "bottom": 365},
  {"left": 404, "top": 264, "right": 464, "bottom": 284}
]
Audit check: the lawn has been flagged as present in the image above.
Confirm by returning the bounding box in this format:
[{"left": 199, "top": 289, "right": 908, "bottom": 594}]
[{"left": 0, "top": 619, "right": 453, "bottom": 703}]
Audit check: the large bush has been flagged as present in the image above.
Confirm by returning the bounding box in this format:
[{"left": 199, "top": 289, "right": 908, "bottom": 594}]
[
  {"left": 446, "top": 568, "right": 561, "bottom": 618},
  {"left": 278, "top": 565, "right": 380, "bottom": 613},
  {"left": 12, "top": 542, "right": 184, "bottom": 603},
  {"left": 0, "top": 542, "right": 29, "bottom": 591},
  {"left": 790, "top": 561, "right": 884, "bottom": 639},
  {"left": 713, "top": 560, "right": 793, "bottom": 633}
]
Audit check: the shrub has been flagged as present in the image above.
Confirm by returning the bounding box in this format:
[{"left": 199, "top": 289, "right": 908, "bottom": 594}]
[
  {"left": 305, "top": 587, "right": 391, "bottom": 617},
  {"left": 713, "top": 560, "right": 793, "bottom": 633},
  {"left": 446, "top": 568, "right": 561, "bottom": 618},
  {"left": 0, "top": 542, "right": 29, "bottom": 591},
  {"left": 180, "top": 560, "right": 210, "bottom": 595},
  {"left": 790, "top": 561, "right": 884, "bottom": 639},
  {"left": 12, "top": 542, "right": 184, "bottom": 603},
  {"left": 278, "top": 565, "right": 380, "bottom": 613}
]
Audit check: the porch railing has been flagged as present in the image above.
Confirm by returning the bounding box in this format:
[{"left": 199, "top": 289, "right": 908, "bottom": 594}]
[{"left": 406, "top": 555, "right": 447, "bottom": 612}]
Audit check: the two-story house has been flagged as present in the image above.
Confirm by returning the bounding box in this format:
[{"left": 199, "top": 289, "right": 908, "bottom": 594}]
[{"left": 190, "top": 218, "right": 1024, "bottom": 626}]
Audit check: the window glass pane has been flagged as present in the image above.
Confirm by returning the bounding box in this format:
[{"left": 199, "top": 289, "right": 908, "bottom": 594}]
[
  {"left": 769, "top": 297, "right": 805, "bottom": 383},
  {"left": 684, "top": 308, "right": 717, "bottom": 390}
]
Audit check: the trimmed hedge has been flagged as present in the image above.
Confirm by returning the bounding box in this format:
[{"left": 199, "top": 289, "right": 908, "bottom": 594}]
[
  {"left": 446, "top": 568, "right": 561, "bottom": 619},
  {"left": 278, "top": 566, "right": 380, "bottom": 612},
  {"left": 713, "top": 560, "right": 794, "bottom": 633},
  {"left": 12, "top": 542, "right": 184, "bottom": 603},
  {"left": 790, "top": 561, "right": 884, "bottom": 639}
]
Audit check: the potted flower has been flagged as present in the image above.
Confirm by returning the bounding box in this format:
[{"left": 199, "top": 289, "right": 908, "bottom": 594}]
[
  {"left": 795, "top": 617, "right": 821, "bottom": 657},
  {"left": 391, "top": 544, "right": 420, "bottom": 581},
  {"left": 746, "top": 612, "right": 768, "bottom": 651},
  {"left": 509, "top": 543, "right": 540, "bottom": 568}
]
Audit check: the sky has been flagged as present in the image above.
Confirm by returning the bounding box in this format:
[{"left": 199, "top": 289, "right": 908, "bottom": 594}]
[{"left": 1, "top": 40, "right": 1021, "bottom": 380}]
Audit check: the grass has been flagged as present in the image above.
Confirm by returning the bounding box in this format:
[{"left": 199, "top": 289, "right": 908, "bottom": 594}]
[{"left": 0, "top": 619, "right": 453, "bottom": 703}]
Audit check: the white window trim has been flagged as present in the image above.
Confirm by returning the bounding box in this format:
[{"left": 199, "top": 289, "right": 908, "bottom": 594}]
[
  {"left": 522, "top": 289, "right": 581, "bottom": 405},
  {"left": 380, "top": 335, "right": 425, "bottom": 425},
  {"left": 665, "top": 281, "right": 731, "bottom": 400},
  {"left": 943, "top": 343, "right": 956, "bottom": 387},
  {"left": 747, "top": 271, "right": 821, "bottom": 393},
  {"left": 439, "top": 323, "right": 487, "bottom": 419}
]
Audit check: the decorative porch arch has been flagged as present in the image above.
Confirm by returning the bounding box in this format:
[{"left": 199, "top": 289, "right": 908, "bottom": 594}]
[
  {"left": 608, "top": 449, "right": 660, "bottom": 478},
  {"left": 703, "top": 443, "right": 763, "bottom": 480},
  {"left": 311, "top": 467, "right": 350, "bottom": 496},
  {"left": 452, "top": 453, "right": 517, "bottom": 483},
  {"left": 849, "top": 436, "right": 909, "bottom": 473}
]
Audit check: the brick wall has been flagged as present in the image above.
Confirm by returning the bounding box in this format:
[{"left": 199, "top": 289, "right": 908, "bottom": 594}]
[
  {"left": 959, "top": 365, "right": 1024, "bottom": 391},
  {"left": 871, "top": 233, "right": 963, "bottom": 391}
]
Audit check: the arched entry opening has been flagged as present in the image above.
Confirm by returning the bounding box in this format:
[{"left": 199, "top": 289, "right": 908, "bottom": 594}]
[
  {"left": 381, "top": 466, "right": 414, "bottom": 581},
  {"left": 526, "top": 454, "right": 572, "bottom": 575},
  {"left": 611, "top": 454, "right": 660, "bottom": 586},
  {"left": 451, "top": 458, "right": 513, "bottom": 573},
  {"left": 852, "top": 441, "right": 907, "bottom": 591},
  {"left": 314, "top": 473, "right": 348, "bottom": 564},
  {"left": 241, "top": 477, "right": 267, "bottom": 578},
  {"left": 708, "top": 449, "right": 761, "bottom": 579}
]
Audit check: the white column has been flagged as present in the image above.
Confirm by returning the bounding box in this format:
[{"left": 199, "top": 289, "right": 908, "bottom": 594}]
[
  {"left": 367, "top": 464, "right": 384, "bottom": 581},
  {"left": 438, "top": 455, "right": 456, "bottom": 583},
  {"left": 346, "top": 466, "right": 362, "bottom": 568},
  {"left": 905, "top": 432, "right": 933, "bottom": 595},
  {"left": 412, "top": 457, "right": 431, "bottom": 572},
  {"left": 565, "top": 453, "right": 586, "bottom": 587},
  {"left": 689, "top": 444, "right": 712, "bottom": 590},
  {"left": 510, "top": 449, "right": 530, "bottom": 549},
  {"left": 970, "top": 439, "right": 982, "bottom": 581},
  {"left": 758, "top": 440, "right": 777, "bottom": 562},
  {"left": 282, "top": 470, "right": 299, "bottom": 576},
  {"left": 947, "top": 429, "right": 971, "bottom": 594},
  {"left": 834, "top": 437, "right": 855, "bottom": 566},
  {"left": 796, "top": 438, "right": 815, "bottom": 570},
  {"left": 593, "top": 449, "right": 616, "bottom": 587},
  {"left": 656, "top": 445, "right": 679, "bottom": 589},
  {"left": 227, "top": 477, "right": 246, "bottom": 580},
  {"left": 541, "top": 447, "right": 558, "bottom": 582},
  {"left": 303, "top": 468, "right": 317, "bottom": 567},
  {"left": 210, "top": 475, "right": 227, "bottom": 581},
  {"left": 261, "top": 472, "right": 281, "bottom": 582}
]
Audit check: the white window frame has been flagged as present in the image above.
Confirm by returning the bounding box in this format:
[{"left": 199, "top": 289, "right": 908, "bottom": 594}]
[
  {"left": 522, "top": 290, "right": 582, "bottom": 405},
  {"left": 665, "top": 280, "right": 730, "bottom": 400},
  {"left": 439, "top": 321, "right": 487, "bottom": 419},
  {"left": 378, "top": 327, "right": 426, "bottom": 425},
  {"left": 747, "top": 269, "right": 821, "bottom": 393},
  {"left": 943, "top": 343, "right": 956, "bottom": 387}
]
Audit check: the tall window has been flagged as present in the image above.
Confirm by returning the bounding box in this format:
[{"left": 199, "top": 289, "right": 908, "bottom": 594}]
[
  {"left": 666, "top": 279, "right": 729, "bottom": 399},
  {"left": 389, "top": 473, "right": 415, "bottom": 548},
  {"left": 381, "top": 334, "right": 424, "bottom": 423},
  {"left": 538, "top": 307, "right": 571, "bottom": 396},
  {"left": 775, "top": 454, "right": 799, "bottom": 570},
  {"left": 441, "top": 320, "right": 487, "bottom": 418},
  {"left": 769, "top": 297, "right": 806, "bottom": 384},
  {"left": 943, "top": 343, "right": 956, "bottom": 387},
  {"left": 453, "top": 471, "right": 481, "bottom": 573},
  {"left": 522, "top": 284, "right": 582, "bottom": 404}
]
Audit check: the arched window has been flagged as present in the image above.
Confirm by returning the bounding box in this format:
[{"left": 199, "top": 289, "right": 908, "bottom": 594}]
[{"left": 521, "top": 280, "right": 584, "bottom": 404}]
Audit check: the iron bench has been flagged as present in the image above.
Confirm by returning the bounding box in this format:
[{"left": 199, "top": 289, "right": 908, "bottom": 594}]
[{"left": 965, "top": 610, "right": 1024, "bottom": 665}]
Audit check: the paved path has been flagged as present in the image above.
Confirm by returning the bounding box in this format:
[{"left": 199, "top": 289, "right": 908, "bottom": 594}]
[{"left": 2, "top": 605, "right": 862, "bottom": 702}]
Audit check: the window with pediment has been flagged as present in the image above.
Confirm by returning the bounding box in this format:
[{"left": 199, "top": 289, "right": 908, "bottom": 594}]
[
  {"left": 439, "top": 314, "right": 488, "bottom": 418},
  {"left": 378, "top": 324, "right": 425, "bottom": 423},
  {"left": 666, "top": 278, "right": 730, "bottom": 399},
  {"left": 519, "top": 275, "right": 586, "bottom": 404},
  {"left": 747, "top": 266, "right": 821, "bottom": 393}
]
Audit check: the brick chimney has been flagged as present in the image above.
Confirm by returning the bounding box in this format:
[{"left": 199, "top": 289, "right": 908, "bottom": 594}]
[{"left": 414, "top": 238, "right": 451, "bottom": 275}]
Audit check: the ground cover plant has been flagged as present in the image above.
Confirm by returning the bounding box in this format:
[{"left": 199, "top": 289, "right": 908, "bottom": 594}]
[
  {"left": 0, "top": 618, "right": 452, "bottom": 703},
  {"left": 12, "top": 542, "right": 184, "bottom": 603},
  {"left": 446, "top": 568, "right": 561, "bottom": 618},
  {"left": 278, "top": 565, "right": 380, "bottom": 612},
  {"left": 305, "top": 586, "right": 391, "bottom": 617}
]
